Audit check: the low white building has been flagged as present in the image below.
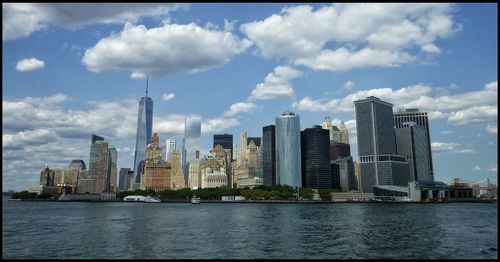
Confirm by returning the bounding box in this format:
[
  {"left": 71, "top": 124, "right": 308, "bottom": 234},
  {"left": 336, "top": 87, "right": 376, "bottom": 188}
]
[{"left": 201, "top": 168, "right": 227, "bottom": 188}]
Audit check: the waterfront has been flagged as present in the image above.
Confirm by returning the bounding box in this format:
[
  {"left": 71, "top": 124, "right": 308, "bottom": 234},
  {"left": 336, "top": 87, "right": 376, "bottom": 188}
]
[{"left": 2, "top": 196, "right": 497, "bottom": 259}]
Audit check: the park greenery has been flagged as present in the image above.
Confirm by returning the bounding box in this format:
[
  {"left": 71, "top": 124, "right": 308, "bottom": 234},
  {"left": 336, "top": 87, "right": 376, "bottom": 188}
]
[
  {"left": 10, "top": 191, "right": 53, "bottom": 200},
  {"left": 117, "top": 185, "right": 342, "bottom": 201}
]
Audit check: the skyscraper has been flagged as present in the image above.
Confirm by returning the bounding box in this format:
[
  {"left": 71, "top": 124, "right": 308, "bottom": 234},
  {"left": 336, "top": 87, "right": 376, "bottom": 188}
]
[
  {"left": 247, "top": 137, "right": 261, "bottom": 148},
  {"left": 333, "top": 156, "right": 356, "bottom": 192},
  {"left": 182, "top": 117, "right": 201, "bottom": 185},
  {"left": 133, "top": 78, "right": 153, "bottom": 188},
  {"left": 165, "top": 139, "right": 176, "bottom": 161},
  {"left": 108, "top": 146, "right": 117, "bottom": 192},
  {"left": 395, "top": 122, "right": 431, "bottom": 182},
  {"left": 262, "top": 125, "right": 276, "bottom": 188},
  {"left": 89, "top": 134, "right": 109, "bottom": 192},
  {"left": 276, "top": 111, "right": 301, "bottom": 188},
  {"left": 393, "top": 108, "right": 434, "bottom": 181},
  {"left": 301, "top": 125, "right": 332, "bottom": 189},
  {"left": 141, "top": 133, "right": 172, "bottom": 192},
  {"left": 340, "top": 121, "right": 349, "bottom": 144},
  {"left": 118, "top": 168, "right": 131, "bottom": 191},
  {"left": 354, "top": 96, "right": 410, "bottom": 193},
  {"left": 239, "top": 132, "right": 248, "bottom": 166},
  {"left": 213, "top": 134, "right": 233, "bottom": 158}
]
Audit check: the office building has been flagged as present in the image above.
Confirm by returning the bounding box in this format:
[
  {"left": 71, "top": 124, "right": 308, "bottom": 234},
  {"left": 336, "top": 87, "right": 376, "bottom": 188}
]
[
  {"left": 394, "top": 108, "right": 434, "bottom": 181},
  {"left": 262, "top": 125, "right": 276, "bottom": 188},
  {"left": 213, "top": 134, "right": 233, "bottom": 158},
  {"left": 118, "top": 168, "right": 131, "bottom": 191},
  {"left": 354, "top": 96, "right": 410, "bottom": 193},
  {"left": 141, "top": 133, "right": 172, "bottom": 192},
  {"left": 247, "top": 137, "right": 261, "bottom": 148},
  {"left": 395, "top": 122, "right": 431, "bottom": 182},
  {"left": 340, "top": 121, "right": 349, "bottom": 144},
  {"left": 330, "top": 141, "right": 351, "bottom": 162},
  {"left": 168, "top": 150, "right": 185, "bottom": 190},
  {"left": 108, "top": 146, "right": 117, "bottom": 192},
  {"left": 300, "top": 125, "right": 332, "bottom": 189},
  {"left": 89, "top": 134, "right": 110, "bottom": 192},
  {"left": 68, "top": 160, "right": 86, "bottom": 171},
  {"left": 165, "top": 139, "right": 176, "bottom": 161},
  {"left": 276, "top": 111, "right": 301, "bottom": 188},
  {"left": 182, "top": 117, "right": 201, "bottom": 185},
  {"left": 133, "top": 79, "right": 153, "bottom": 187},
  {"left": 334, "top": 156, "right": 356, "bottom": 192}
]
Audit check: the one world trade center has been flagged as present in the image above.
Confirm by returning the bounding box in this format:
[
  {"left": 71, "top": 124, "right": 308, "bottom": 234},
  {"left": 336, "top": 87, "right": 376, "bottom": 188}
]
[{"left": 133, "top": 77, "right": 153, "bottom": 189}]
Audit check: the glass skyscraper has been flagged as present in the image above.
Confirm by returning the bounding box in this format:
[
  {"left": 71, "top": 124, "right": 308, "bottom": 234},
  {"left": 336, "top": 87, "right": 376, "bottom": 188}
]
[
  {"left": 133, "top": 82, "right": 153, "bottom": 186},
  {"left": 213, "top": 134, "right": 233, "bottom": 158},
  {"left": 182, "top": 117, "right": 201, "bottom": 185},
  {"left": 262, "top": 125, "right": 276, "bottom": 188},
  {"left": 275, "top": 111, "right": 301, "bottom": 188},
  {"left": 301, "top": 125, "right": 332, "bottom": 189},
  {"left": 354, "top": 96, "right": 410, "bottom": 193}
]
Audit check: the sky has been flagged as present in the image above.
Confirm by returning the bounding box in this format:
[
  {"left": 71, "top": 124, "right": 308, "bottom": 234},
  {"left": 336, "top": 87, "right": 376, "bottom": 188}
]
[{"left": 2, "top": 3, "right": 498, "bottom": 191}]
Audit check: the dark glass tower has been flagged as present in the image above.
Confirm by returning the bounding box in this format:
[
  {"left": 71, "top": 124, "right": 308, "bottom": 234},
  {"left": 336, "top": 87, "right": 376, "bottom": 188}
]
[
  {"left": 300, "top": 125, "right": 332, "bottom": 189},
  {"left": 214, "top": 134, "right": 233, "bottom": 158},
  {"left": 262, "top": 125, "right": 276, "bottom": 188},
  {"left": 133, "top": 78, "right": 153, "bottom": 185}
]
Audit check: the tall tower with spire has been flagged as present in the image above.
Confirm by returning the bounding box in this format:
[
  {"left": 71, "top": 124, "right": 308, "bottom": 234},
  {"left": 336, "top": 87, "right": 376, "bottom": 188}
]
[{"left": 133, "top": 76, "right": 154, "bottom": 188}]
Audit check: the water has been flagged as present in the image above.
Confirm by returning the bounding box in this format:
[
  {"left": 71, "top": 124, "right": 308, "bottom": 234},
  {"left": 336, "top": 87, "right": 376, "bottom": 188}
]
[{"left": 2, "top": 197, "right": 497, "bottom": 259}]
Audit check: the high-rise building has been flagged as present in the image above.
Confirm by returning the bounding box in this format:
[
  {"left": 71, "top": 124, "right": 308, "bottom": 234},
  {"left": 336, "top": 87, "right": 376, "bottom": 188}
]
[
  {"left": 321, "top": 116, "right": 341, "bottom": 142},
  {"left": 239, "top": 132, "right": 248, "bottom": 166},
  {"left": 276, "top": 111, "right": 301, "bottom": 188},
  {"left": 133, "top": 78, "right": 153, "bottom": 187},
  {"left": 118, "top": 168, "right": 131, "bottom": 191},
  {"left": 165, "top": 139, "right": 176, "bottom": 161},
  {"left": 353, "top": 160, "right": 360, "bottom": 191},
  {"left": 68, "top": 160, "right": 86, "bottom": 171},
  {"left": 354, "top": 96, "right": 410, "bottom": 193},
  {"left": 214, "top": 134, "right": 233, "bottom": 158},
  {"left": 393, "top": 108, "right": 434, "bottom": 181},
  {"left": 334, "top": 156, "right": 356, "bottom": 192},
  {"left": 247, "top": 137, "right": 261, "bottom": 148},
  {"left": 395, "top": 122, "right": 431, "bottom": 182},
  {"left": 262, "top": 125, "right": 276, "bottom": 188},
  {"left": 108, "top": 146, "right": 117, "bottom": 192},
  {"left": 89, "top": 134, "right": 110, "bottom": 192},
  {"left": 169, "top": 150, "right": 185, "bottom": 190},
  {"left": 330, "top": 141, "right": 351, "bottom": 162},
  {"left": 141, "top": 133, "right": 172, "bottom": 192},
  {"left": 182, "top": 117, "right": 201, "bottom": 185},
  {"left": 340, "top": 121, "right": 349, "bottom": 144},
  {"left": 301, "top": 125, "right": 332, "bottom": 189}
]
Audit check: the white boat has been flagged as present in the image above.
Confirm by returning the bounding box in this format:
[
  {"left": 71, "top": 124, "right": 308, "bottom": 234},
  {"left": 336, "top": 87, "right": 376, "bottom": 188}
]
[
  {"left": 123, "top": 195, "right": 147, "bottom": 202},
  {"left": 144, "top": 197, "right": 161, "bottom": 203},
  {"left": 191, "top": 196, "right": 201, "bottom": 204}
]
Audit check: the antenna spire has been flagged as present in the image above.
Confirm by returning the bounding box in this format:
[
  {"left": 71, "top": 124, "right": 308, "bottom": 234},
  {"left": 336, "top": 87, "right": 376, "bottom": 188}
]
[{"left": 145, "top": 75, "right": 149, "bottom": 98}]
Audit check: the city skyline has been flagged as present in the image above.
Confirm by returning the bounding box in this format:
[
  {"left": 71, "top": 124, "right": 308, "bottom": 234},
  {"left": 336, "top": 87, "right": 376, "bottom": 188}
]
[{"left": 3, "top": 3, "right": 497, "bottom": 191}]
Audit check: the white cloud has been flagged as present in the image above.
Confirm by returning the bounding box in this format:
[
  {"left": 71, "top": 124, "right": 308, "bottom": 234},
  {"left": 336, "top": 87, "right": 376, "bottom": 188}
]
[
  {"left": 3, "top": 129, "right": 57, "bottom": 150},
  {"left": 202, "top": 117, "right": 240, "bottom": 134},
  {"left": 440, "top": 130, "right": 454, "bottom": 135},
  {"left": 82, "top": 22, "right": 252, "bottom": 76},
  {"left": 344, "top": 81, "right": 355, "bottom": 90},
  {"left": 241, "top": 4, "right": 457, "bottom": 72},
  {"left": 162, "top": 93, "right": 175, "bottom": 102},
  {"left": 485, "top": 124, "right": 497, "bottom": 134},
  {"left": 431, "top": 142, "right": 475, "bottom": 154},
  {"left": 3, "top": 3, "right": 188, "bottom": 40},
  {"left": 487, "top": 165, "right": 497, "bottom": 172},
  {"left": 223, "top": 102, "right": 259, "bottom": 117},
  {"left": 472, "top": 166, "right": 481, "bottom": 171},
  {"left": 249, "top": 66, "right": 303, "bottom": 100},
  {"left": 15, "top": 58, "right": 45, "bottom": 71},
  {"left": 130, "top": 72, "right": 147, "bottom": 79},
  {"left": 447, "top": 106, "right": 497, "bottom": 125}
]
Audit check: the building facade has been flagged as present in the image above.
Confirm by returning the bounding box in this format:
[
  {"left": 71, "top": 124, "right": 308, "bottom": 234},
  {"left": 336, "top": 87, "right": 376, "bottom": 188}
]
[
  {"left": 354, "top": 96, "right": 410, "bottom": 193},
  {"left": 182, "top": 117, "right": 201, "bottom": 185},
  {"left": 334, "top": 156, "right": 356, "bottom": 192},
  {"left": 330, "top": 141, "right": 351, "bottom": 162},
  {"left": 340, "top": 121, "right": 349, "bottom": 144},
  {"left": 108, "top": 146, "right": 117, "bottom": 192},
  {"left": 213, "top": 134, "right": 233, "bottom": 159},
  {"left": 168, "top": 150, "right": 185, "bottom": 190},
  {"left": 89, "top": 134, "right": 111, "bottom": 193},
  {"left": 262, "top": 125, "right": 276, "bottom": 188},
  {"left": 133, "top": 83, "right": 153, "bottom": 187},
  {"left": 165, "top": 139, "right": 176, "bottom": 161},
  {"left": 300, "top": 125, "right": 332, "bottom": 189},
  {"left": 141, "top": 133, "right": 172, "bottom": 192},
  {"left": 394, "top": 108, "right": 434, "bottom": 181},
  {"left": 118, "top": 168, "right": 131, "bottom": 191},
  {"left": 276, "top": 111, "right": 301, "bottom": 188},
  {"left": 395, "top": 122, "right": 431, "bottom": 182}
]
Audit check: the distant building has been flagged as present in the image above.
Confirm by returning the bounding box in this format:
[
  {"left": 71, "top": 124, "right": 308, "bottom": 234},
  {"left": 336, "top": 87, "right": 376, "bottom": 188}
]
[
  {"left": 354, "top": 96, "right": 410, "bottom": 193},
  {"left": 213, "top": 134, "right": 233, "bottom": 159},
  {"left": 182, "top": 117, "right": 201, "bottom": 185},
  {"left": 300, "top": 125, "right": 332, "bottom": 189},
  {"left": 40, "top": 164, "right": 55, "bottom": 187},
  {"left": 353, "top": 160, "right": 360, "bottom": 191},
  {"left": 408, "top": 181, "right": 449, "bottom": 202},
  {"left": 262, "top": 125, "right": 276, "bottom": 188},
  {"left": 331, "top": 163, "right": 341, "bottom": 189},
  {"left": 394, "top": 108, "right": 434, "bottom": 181},
  {"left": 165, "top": 139, "right": 176, "bottom": 161},
  {"left": 334, "top": 156, "right": 356, "bottom": 192},
  {"left": 118, "top": 168, "right": 131, "bottom": 191},
  {"left": 339, "top": 121, "right": 349, "bottom": 144},
  {"left": 168, "top": 150, "right": 185, "bottom": 190},
  {"left": 188, "top": 161, "right": 201, "bottom": 190},
  {"left": 133, "top": 81, "right": 153, "bottom": 187},
  {"left": 141, "top": 133, "right": 172, "bottom": 192},
  {"left": 330, "top": 141, "right": 351, "bottom": 162},
  {"left": 276, "top": 111, "right": 301, "bottom": 188},
  {"left": 395, "top": 122, "right": 431, "bottom": 182},
  {"left": 68, "top": 159, "right": 86, "bottom": 171},
  {"left": 247, "top": 137, "right": 261, "bottom": 148},
  {"left": 108, "top": 146, "right": 117, "bottom": 192}
]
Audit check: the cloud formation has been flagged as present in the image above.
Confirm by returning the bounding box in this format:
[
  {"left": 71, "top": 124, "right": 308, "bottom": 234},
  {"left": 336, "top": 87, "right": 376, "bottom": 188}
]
[
  {"left": 15, "top": 58, "right": 45, "bottom": 71},
  {"left": 223, "top": 102, "right": 259, "bottom": 117},
  {"left": 241, "top": 4, "right": 458, "bottom": 72},
  {"left": 82, "top": 23, "right": 252, "bottom": 77},
  {"left": 249, "top": 66, "right": 303, "bottom": 100},
  {"left": 3, "top": 3, "right": 188, "bottom": 40},
  {"left": 162, "top": 93, "right": 175, "bottom": 102}
]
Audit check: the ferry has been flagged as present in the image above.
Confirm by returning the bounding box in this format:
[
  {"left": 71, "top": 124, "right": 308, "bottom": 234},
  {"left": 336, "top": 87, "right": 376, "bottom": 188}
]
[
  {"left": 191, "top": 196, "right": 201, "bottom": 204},
  {"left": 144, "top": 197, "right": 161, "bottom": 203},
  {"left": 123, "top": 195, "right": 147, "bottom": 202}
]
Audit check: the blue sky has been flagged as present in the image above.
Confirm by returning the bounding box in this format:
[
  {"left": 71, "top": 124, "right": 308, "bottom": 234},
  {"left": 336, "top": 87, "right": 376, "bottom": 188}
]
[{"left": 2, "top": 3, "right": 497, "bottom": 191}]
